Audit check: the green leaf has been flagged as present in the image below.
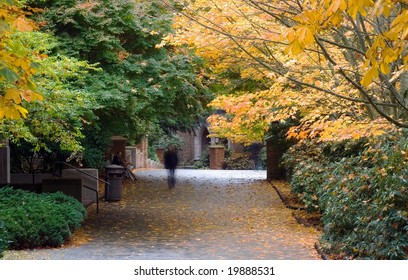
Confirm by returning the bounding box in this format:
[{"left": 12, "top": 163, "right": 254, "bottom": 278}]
[{"left": 0, "top": 67, "right": 20, "bottom": 83}]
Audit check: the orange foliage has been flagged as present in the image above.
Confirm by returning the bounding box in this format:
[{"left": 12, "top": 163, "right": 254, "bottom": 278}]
[
  {"left": 162, "top": 0, "right": 407, "bottom": 143},
  {"left": 0, "top": 1, "right": 42, "bottom": 119}
]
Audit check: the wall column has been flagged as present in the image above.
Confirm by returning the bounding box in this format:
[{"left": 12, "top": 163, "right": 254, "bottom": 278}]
[
  {"left": 0, "top": 139, "right": 10, "bottom": 185},
  {"left": 209, "top": 145, "right": 224, "bottom": 170},
  {"left": 266, "top": 139, "right": 284, "bottom": 180}
]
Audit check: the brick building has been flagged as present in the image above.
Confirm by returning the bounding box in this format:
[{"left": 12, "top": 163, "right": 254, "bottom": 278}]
[{"left": 177, "top": 125, "right": 211, "bottom": 166}]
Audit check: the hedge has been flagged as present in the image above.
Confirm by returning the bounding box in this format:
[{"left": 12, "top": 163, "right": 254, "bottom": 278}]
[
  {"left": 0, "top": 187, "right": 86, "bottom": 256},
  {"left": 283, "top": 132, "right": 408, "bottom": 259}
]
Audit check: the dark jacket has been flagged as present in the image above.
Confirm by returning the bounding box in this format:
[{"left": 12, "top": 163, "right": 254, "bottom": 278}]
[{"left": 164, "top": 149, "right": 178, "bottom": 169}]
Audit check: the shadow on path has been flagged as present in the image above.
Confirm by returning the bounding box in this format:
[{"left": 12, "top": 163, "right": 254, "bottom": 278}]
[{"left": 4, "top": 169, "right": 321, "bottom": 260}]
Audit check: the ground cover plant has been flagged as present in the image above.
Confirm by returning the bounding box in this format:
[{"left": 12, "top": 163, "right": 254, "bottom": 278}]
[
  {"left": 0, "top": 187, "right": 86, "bottom": 254},
  {"left": 283, "top": 131, "right": 408, "bottom": 259}
]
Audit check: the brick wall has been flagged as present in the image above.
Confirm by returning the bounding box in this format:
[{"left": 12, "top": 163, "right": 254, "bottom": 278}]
[
  {"left": 266, "top": 140, "right": 284, "bottom": 180},
  {"left": 210, "top": 146, "right": 224, "bottom": 170}
]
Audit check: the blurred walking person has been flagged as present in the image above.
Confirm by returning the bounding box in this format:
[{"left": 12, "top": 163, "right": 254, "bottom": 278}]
[{"left": 164, "top": 145, "right": 178, "bottom": 189}]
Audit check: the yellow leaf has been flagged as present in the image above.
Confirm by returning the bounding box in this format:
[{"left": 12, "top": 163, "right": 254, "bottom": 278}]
[
  {"left": 5, "top": 88, "right": 22, "bottom": 104},
  {"left": 348, "top": 5, "right": 359, "bottom": 19},
  {"left": 15, "top": 105, "right": 28, "bottom": 118},
  {"left": 288, "top": 40, "right": 302, "bottom": 55},
  {"left": 285, "top": 29, "right": 296, "bottom": 42},
  {"left": 402, "top": 26, "right": 408, "bottom": 40},
  {"left": 330, "top": 13, "right": 343, "bottom": 26},
  {"left": 34, "top": 92, "right": 43, "bottom": 101},
  {"left": 339, "top": 0, "right": 347, "bottom": 11},
  {"left": 331, "top": 0, "right": 347, "bottom": 12},
  {"left": 331, "top": 0, "right": 340, "bottom": 12},
  {"left": 361, "top": 66, "right": 378, "bottom": 87},
  {"left": 380, "top": 63, "right": 390, "bottom": 75},
  {"left": 0, "top": 97, "right": 4, "bottom": 118},
  {"left": 4, "top": 107, "right": 20, "bottom": 119},
  {"left": 383, "top": 5, "right": 391, "bottom": 17},
  {"left": 297, "top": 26, "right": 314, "bottom": 45}
]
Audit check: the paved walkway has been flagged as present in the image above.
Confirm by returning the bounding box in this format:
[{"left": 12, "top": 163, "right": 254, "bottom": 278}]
[{"left": 4, "top": 169, "right": 321, "bottom": 260}]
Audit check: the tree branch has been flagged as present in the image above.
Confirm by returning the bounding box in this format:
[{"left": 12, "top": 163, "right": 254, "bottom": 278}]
[
  {"left": 314, "top": 37, "right": 408, "bottom": 128},
  {"left": 317, "top": 36, "right": 366, "bottom": 56}
]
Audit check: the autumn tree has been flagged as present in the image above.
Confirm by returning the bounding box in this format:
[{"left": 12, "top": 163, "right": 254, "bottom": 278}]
[
  {"left": 0, "top": 0, "right": 42, "bottom": 119},
  {"left": 163, "top": 0, "right": 408, "bottom": 142}
]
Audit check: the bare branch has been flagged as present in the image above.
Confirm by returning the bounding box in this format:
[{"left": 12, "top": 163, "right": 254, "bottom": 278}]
[{"left": 317, "top": 36, "right": 366, "bottom": 56}]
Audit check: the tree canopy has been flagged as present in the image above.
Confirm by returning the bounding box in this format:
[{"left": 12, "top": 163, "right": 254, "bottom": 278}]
[
  {"left": 163, "top": 0, "right": 408, "bottom": 143},
  {"left": 1, "top": 0, "right": 211, "bottom": 168}
]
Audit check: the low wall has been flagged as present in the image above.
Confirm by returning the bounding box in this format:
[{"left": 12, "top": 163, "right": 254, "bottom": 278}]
[
  {"left": 9, "top": 169, "right": 99, "bottom": 206},
  {"left": 42, "top": 178, "right": 82, "bottom": 202},
  {"left": 9, "top": 173, "right": 55, "bottom": 193},
  {"left": 62, "top": 169, "right": 99, "bottom": 206},
  {"left": 126, "top": 146, "right": 162, "bottom": 169}
]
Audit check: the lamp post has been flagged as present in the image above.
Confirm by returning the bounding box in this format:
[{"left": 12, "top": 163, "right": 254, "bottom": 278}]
[{"left": 209, "top": 135, "right": 224, "bottom": 170}]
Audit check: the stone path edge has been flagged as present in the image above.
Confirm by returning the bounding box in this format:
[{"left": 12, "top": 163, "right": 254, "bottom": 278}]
[{"left": 269, "top": 181, "right": 328, "bottom": 260}]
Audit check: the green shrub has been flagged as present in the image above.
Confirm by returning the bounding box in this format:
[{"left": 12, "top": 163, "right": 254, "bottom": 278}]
[
  {"left": 82, "top": 147, "right": 107, "bottom": 170},
  {"left": 0, "top": 187, "right": 86, "bottom": 250},
  {"left": 282, "top": 140, "right": 326, "bottom": 180},
  {"left": 318, "top": 134, "right": 408, "bottom": 259},
  {"left": 284, "top": 132, "right": 408, "bottom": 259},
  {"left": 223, "top": 152, "right": 254, "bottom": 170},
  {"left": 289, "top": 158, "right": 328, "bottom": 212},
  {"left": 0, "top": 220, "right": 8, "bottom": 258},
  {"left": 194, "top": 147, "right": 210, "bottom": 169},
  {"left": 282, "top": 138, "right": 367, "bottom": 179},
  {"left": 283, "top": 138, "right": 370, "bottom": 211}
]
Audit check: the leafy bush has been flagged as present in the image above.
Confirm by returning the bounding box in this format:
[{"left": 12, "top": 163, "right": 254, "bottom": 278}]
[
  {"left": 318, "top": 134, "right": 408, "bottom": 259},
  {"left": 282, "top": 138, "right": 367, "bottom": 179},
  {"left": 223, "top": 152, "right": 254, "bottom": 170},
  {"left": 281, "top": 140, "right": 326, "bottom": 180},
  {"left": 194, "top": 147, "right": 210, "bottom": 169},
  {"left": 0, "top": 187, "right": 86, "bottom": 251},
  {"left": 152, "top": 133, "right": 185, "bottom": 150},
  {"left": 289, "top": 158, "right": 329, "bottom": 212},
  {"left": 0, "top": 220, "right": 8, "bottom": 258},
  {"left": 259, "top": 146, "right": 267, "bottom": 170},
  {"left": 283, "top": 132, "right": 408, "bottom": 259},
  {"left": 82, "top": 147, "right": 107, "bottom": 170}
]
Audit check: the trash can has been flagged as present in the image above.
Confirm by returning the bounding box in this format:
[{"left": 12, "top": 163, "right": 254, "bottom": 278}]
[{"left": 105, "top": 164, "right": 124, "bottom": 201}]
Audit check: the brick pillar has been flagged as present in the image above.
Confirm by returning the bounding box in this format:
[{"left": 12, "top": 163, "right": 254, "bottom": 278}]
[
  {"left": 266, "top": 140, "right": 284, "bottom": 180},
  {"left": 136, "top": 137, "right": 148, "bottom": 168},
  {"left": 106, "top": 136, "right": 127, "bottom": 164},
  {"left": 126, "top": 146, "right": 137, "bottom": 166},
  {"left": 144, "top": 138, "right": 148, "bottom": 167},
  {"left": 210, "top": 146, "right": 224, "bottom": 170},
  {"left": 0, "top": 140, "right": 10, "bottom": 185}
]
